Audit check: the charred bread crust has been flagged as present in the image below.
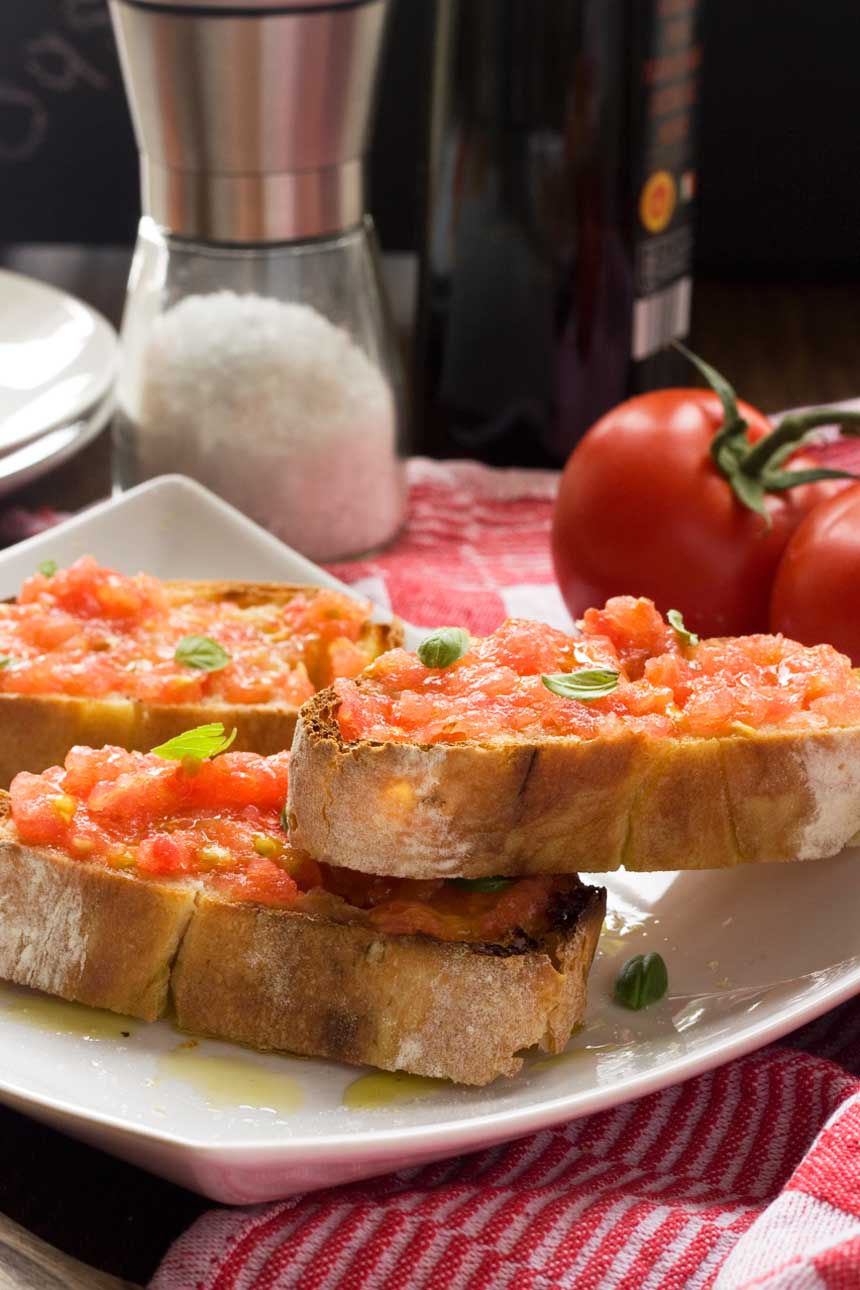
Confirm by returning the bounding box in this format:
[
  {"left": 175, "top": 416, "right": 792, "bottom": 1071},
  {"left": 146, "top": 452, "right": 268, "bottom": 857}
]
[
  {"left": 288, "top": 688, "right": 860, "bottom": 877},
  {"left": 0, "top": 794, "right": 605, "bottom": 1084},
  {"left": 0, "top": 582, "right": 401, "bottom": 786},
  {"left": 171, "top": 883, "right": 605, "bottom": 1085}
]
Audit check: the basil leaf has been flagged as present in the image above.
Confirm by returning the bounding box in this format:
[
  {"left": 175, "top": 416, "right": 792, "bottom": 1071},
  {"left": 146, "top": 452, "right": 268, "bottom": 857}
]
[
  {"left": 38, "top": 559, "right": 58, "bottom": 578},
  {"left": 151, "top": 723, "right": 237, "bottom": 761},
  {"left": 667, "top": 609, "right": 699, "bottom": 648},
  {"left": 417, "top": 627, "right": 470, "bottom": 669},
  {"left": 449, "top": 876, "right": 513, "bottom": 893},
  {"left": 614, "top": 952, "right": 668, "bottom": 1010},
  {"left": 541, "top": 668, "right": 619, "bottom": 701},
  {"left": 174, "top": 634, "right": 231, "bottom": 672},
  {"left": 0, "top": 656, "right": 12, "bottom": 669}
]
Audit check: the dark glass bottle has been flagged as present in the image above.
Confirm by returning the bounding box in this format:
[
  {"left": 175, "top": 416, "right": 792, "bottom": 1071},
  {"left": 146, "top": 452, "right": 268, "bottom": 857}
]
[{"left": 420, "top": 0, "right": 702, "bottom": 467}]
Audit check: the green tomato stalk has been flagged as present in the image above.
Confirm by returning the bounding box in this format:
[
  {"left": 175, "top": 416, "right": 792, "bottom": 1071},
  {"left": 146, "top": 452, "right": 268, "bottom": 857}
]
[{"left": 673, "top": 342, "right": 860, "bottom": 522}]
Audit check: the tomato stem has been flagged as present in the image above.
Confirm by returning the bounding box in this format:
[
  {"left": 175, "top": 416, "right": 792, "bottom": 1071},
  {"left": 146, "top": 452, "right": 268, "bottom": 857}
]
[
  {"left": 673, "top": 341, "right": 742, "bottom": 434},
  {"left": 672, "top": 343, "right": 860, "bottom": 517},
  {"left": 741, "top": 409, "right": 860, "bottom": 477}
]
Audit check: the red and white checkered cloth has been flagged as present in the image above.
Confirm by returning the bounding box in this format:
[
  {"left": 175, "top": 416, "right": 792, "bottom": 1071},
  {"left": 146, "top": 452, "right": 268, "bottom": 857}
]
[{"left": 148, "top": 453, "right": 860, "bottom": 1290}]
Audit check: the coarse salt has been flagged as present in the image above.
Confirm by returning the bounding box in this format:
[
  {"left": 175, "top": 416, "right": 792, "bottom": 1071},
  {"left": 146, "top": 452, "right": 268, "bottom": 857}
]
[{"left": 133, "top": 292, "right": 404, "bottom": 561}]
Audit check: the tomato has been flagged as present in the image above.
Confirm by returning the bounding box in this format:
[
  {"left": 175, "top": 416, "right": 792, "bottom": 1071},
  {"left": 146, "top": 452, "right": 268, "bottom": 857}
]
[
  {"left": 19, "top": 554, "right": 167, "bottom": 623},
  {"left": 0, "top": 558, "right": 375, "bottom": 706},
  {"left": 770, "top": 484, "right": 860, "bottom": 665},
  {"left": 334, "top": 600, "right": 860, "bottom": 743},
  {"left": 554, "top": 391, "right": 855, "bottom": 637},
  {"left": 551, "top": 350, "right": 860, "bottom": 637},
  {"left": 366, "top": 876, "right": 554, "bottom": 942}
]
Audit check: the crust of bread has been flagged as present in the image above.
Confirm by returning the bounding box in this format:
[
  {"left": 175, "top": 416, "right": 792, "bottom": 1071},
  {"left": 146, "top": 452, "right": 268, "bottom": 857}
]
[
  {"left": 0, "top": 798, "right": 195, "bottom": 1019},
  {"left": 0, "top": 796, "right": 605, "bottom": 1084},
  {"left": 287, "top": 688, "right": 860, "bottom": 877},
  {"left": 0, "top": 581, "right": 399, "bottom": 786}
]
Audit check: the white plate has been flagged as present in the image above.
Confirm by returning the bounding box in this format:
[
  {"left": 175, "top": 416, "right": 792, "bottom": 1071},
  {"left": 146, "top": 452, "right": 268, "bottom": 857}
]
[
  {"left": 1, "top": 474, "right": 859, "bottom": 1204},
  {"left": 0, "top": 395, "right": 114, "bottom": 499},
  {"left": 0, "top": 270, "right": 117, "bottom": 454}
]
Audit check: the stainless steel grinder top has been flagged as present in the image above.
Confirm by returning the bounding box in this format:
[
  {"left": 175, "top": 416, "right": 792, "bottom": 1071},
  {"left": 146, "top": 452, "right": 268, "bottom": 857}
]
[{"left": 109, "top": 0, "right": 389, "bottom": 243}]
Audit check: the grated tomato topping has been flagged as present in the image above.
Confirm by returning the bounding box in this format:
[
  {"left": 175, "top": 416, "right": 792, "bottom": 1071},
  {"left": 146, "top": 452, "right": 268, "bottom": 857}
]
[
  {"left": 334, "top": 596, "right": 860, "bottom": 744},
  {"left": 8, "top": 745, "right": 560, "bottom": 943},
  {"left": 0, "top": 556, "right": 377, "bottom": 706}
]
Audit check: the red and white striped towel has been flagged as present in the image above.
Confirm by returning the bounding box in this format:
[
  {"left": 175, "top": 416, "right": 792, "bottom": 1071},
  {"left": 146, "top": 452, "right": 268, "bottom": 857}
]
[{"left": 141, "top": 448, "right": 860, "bottom": 1289}]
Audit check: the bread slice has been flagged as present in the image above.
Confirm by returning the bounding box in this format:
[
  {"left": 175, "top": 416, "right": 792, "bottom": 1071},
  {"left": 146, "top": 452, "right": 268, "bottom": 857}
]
[
  {"left": 0, "top": 803, "right": 195, "bottom": 1021},
  {"left": 0, "top": 795, "right": 605, "bottom": 1085},
  {"left": 172, "top": 882, "right": 605, "bottom": 1084},
  {"left": 0, "top": 580, "right": 399, "bottom": 786},
  {"left": 287, "top": 688, "right": 860, "bottom": 878}
]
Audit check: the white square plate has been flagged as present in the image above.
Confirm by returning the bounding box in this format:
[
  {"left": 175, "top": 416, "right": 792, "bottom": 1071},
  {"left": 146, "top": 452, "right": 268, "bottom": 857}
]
[{"left": 1, "top": 475, "right": 859, "bottom": 1204}]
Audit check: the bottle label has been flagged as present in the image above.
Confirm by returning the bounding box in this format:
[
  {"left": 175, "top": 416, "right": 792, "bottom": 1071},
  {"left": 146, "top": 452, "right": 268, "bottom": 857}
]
[
  {"left": 632, "top": 0, "right": 702, "bottom": 359},
  {"left": 632, "top": 274, "right": 692, "bottom": 362}
]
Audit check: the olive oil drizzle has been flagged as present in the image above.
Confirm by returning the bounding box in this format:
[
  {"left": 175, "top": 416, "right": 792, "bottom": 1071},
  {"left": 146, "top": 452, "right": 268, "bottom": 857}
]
[
  {"left": 157, "top": 1046, "right": 304, "bottom": 1114},
  {"left": 343, "top": 1070, "right": 446, "bottom": 1110}
]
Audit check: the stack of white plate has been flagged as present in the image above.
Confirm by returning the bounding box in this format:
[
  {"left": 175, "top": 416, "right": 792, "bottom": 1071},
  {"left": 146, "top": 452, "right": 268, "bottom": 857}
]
[{"left": 0, "top": 269, "right": 118, "bottom": 497}]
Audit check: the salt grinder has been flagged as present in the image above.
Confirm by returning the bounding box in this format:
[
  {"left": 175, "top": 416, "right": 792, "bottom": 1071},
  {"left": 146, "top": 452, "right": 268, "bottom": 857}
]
[
  {"left": 108, "top": 0, "right": 406, "bottom": 562},
  {"left": 109, "top": 0, "right": 390, "bottom": 245}
]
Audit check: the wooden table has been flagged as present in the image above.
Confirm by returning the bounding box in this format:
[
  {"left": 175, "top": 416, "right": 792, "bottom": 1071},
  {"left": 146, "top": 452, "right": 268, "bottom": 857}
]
[
  {"left": 0, "top": 244, "right": 857, "bottom": 1287},
  {"left": 689, "top": 279, "right": 860, "bottom": 412}
]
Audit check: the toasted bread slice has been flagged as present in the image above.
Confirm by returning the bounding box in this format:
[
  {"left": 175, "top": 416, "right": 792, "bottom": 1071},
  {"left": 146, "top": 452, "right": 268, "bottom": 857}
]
[
  {"left": 287, "top": 688, "right": 860, "bottom": 878},
  {"left": 0, "top": 795, "right": 604, "bottom": 1085},
  {"left": 172, "top": 882, "right": 605, "bottom": 1084},
  {"left": 0, "top": 580, "right": 399, "bottom": 786}
]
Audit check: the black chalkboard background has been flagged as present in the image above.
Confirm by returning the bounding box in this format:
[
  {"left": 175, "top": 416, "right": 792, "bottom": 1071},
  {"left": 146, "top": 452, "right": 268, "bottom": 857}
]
[
  {"left": 0, "top": 0, "right": 138, "bottom": 244},
  {"left": 695, "top": 0, "right": 860, "bottom": 278}
]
